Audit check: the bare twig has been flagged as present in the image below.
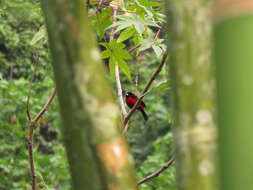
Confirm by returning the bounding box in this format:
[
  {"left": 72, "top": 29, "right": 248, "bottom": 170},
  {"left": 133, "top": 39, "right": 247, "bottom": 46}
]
[
  {"left": 115, "top": 65, "right": 128, "bottom": 117},
  {"left": 26, "top": 93, "right": 32, "bottom": 122},
  {"left": 153, "top": 28, "right": 161, "bottom": 41},
  {"left": 110, "top": 5, "right": 118, "bottom": 40},
  {"left": 138, "top": 158, "right": 175, "bottom": 185},
  {"left": 27, "top": 88, "right": 56, "bottom": 190},
  {"left": 27, "top": 135, "right": 36, "bottom": 190},
  {"left": 88, "top": 0, "right": 104, "bottom": 17},
  {"left": 26, "top": 54, "right": 40, "bottom": 122},
  {"left": 109, "top": 2, "right": 128, "bottom": 119},
  {"left": 128, "top": 44, "right": 141, "bottom": 53},
  {"left": 123, "top": 50, "right": 168, "bottom": 132},
  {"left": 135, "top": 70, "right": 139, "bottom": 88},
  {"left": 32, "top": 88, "right": 56, "bottom": 127}
]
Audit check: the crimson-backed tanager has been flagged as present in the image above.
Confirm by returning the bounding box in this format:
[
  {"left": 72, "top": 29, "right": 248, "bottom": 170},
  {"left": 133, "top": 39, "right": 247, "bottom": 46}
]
[{"left": 124, "top": 91, "right": 148, "bottom": 121}]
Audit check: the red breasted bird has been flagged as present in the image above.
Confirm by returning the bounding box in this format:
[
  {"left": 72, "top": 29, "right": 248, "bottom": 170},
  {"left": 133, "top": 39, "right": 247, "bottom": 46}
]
[{"left": 124, "top": 91, "right": 148, "bottom": 121}]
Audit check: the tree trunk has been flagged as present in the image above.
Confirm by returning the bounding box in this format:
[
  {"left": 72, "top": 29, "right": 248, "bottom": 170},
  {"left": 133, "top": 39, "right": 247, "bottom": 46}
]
[
  {"left": 41, "top": 0, "right": 137, "bottom": 190},
  {"left": 165, "top": 1, "right": 218, "bottom": 190},
  {"left": 213, "top": 0, "right": 253, "bottom": 189}
]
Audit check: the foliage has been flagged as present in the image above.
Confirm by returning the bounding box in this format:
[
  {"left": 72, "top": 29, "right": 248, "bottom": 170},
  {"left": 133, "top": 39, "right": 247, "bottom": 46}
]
[
  {"left": 0, "top": 0, "right": 51, "bottom": 80},
  {"left": 0, "top": 0, "right": 70, "bottom": 189},
  {"left": 0, "top": 0, "right": 175, "bottom": 189},
  {"left": 137, "top": 133, "right": 176, "bottom": 190},
  {"left": 100, "top": 40, "right": 132, "bottom": 80},
  {"left": 0, "top": 77, "right": 70, "bottom": 189}
]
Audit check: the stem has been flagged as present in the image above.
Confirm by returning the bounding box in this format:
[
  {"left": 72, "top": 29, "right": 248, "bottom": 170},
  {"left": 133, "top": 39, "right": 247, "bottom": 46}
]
[
  {"left": 123, "top": 50, "right": 168, "bottom": 132},
  {"left": 27, "top": 126, "right": 36, "bottom": 190},
  {"left": 110, "top": 3, "right": 128, "bottom": 119},
  {"left": 33, "top": 88, "right": 56, "bottom": 128},
  {"left": 27, "top": 88, "right": 56, "bottom": 189},
  {"left": 115, "top": 65, "right": 127, "bottom": 117},
  {"left": 138, "top": 158, "right": 175, "bottom": 185}
]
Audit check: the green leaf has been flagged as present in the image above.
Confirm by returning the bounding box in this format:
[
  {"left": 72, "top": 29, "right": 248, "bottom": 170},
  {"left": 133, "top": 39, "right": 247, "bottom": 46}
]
[
  {"left": 107, "top": 14, "right": 159, "bottom": 36},
  {"left": 151, "top": 80, "right": 170, "bottom": 92},
  {"left": 117, "top": 59, "right": 131, "bottom": 81},
  {"left": 117, "top": 27, "right": 135, "bottom": 43},
  {"left": 100, "top": 40, "right": 132, "bottom": 81},
  {"left": 109, "top": 57, "right": 116, "bottom": 79},
  {"left": 134, "top": 22, "right": 145, "bottom": 35},
  {"left": 30, "top": 25, "right": 46, "bottom": 45},
  {"left": 152, "top": 45, "right": 163, "bottom": 56},
  {"left": 107, "top": 21, "right": 132, "bottom": 33},
  {"left": 115, "top": 48, "right": 132, "bottom": 60},
  {"left": 137, "top": 37, "right": 153, "bottom": 53},
  {"left": 142, "top": 19, "right": 160, "bottom": 28},
  {"left": 101, "top": 50, "right": 111, "bottom": 59},
  {"left": 109, "top": 40, "right": 125, "bottom": 49},
  {"left": 132, "top": 34, "right": 143, "bottom": 45},
  {"left": 114, "top": 23, "right": 133, "bottom": 33},
  {"left": 99, "top": 42, "right": 108, "bottom": 48},
  {"left": 91, "top": 9, "right": 112, "bottom": 39},
  {"left": 134, "top": 0, "right": 153, "bottom": 17}
]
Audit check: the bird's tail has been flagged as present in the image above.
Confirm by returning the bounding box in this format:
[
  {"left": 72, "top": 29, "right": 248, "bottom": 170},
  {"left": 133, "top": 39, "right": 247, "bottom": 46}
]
[{"left": 140, "top": 109, "right": 148, "bottom": 121}]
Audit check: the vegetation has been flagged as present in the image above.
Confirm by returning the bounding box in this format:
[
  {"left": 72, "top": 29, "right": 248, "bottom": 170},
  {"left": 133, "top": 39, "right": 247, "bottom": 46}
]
[
  {"left": 0, "top": 0, "right": 174, "bottom": 189},
  {"left": 1, "top": 0, "right": 252, "bottom": 189}
]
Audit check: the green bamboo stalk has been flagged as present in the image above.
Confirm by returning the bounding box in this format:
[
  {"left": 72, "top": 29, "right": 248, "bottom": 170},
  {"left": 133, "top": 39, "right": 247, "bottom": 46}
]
[
  {"left": 165, "top": 1, "right": 218, "bottom": 190},
  {"left": 214, "top": 1, "right": 253, "bottom": 189},
  {"left": 41, "top": 0, "right": 137, "bottom": 189}
]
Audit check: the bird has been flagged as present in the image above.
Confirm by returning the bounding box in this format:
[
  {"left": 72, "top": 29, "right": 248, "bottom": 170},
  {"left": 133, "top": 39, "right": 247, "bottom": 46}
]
[{"left": 124, "top": 91, "right": 148, "bottom": 121}]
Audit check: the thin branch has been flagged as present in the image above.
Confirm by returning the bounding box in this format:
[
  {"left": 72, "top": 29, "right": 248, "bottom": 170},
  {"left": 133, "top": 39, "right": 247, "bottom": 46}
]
[
  {"left": 123, "top": 49, "right": 168, "bottom": 132},
  {"left": 26, "top": 93, "right": 32, "bottom": 122},
  {"left": 88, "top": 0, "right": 104, "bottom": 17},
  {"left": 135, "top": 70, "right": 139, "bottom": 88},
  {"left": 27, "top": 136, "right": 36, "bottom": 190},
  {"left": 138, "top": 158, "right": 175, "bottom": 185},
  {"left": 26, "top": 54, "right": 40, "bottom": 122},
  {"left": 27, "top": 88, "right": 56, "bottom": 190},
  {"left": 110, "top": 5, "right": 118, "bottom": 40},
  {"left": 128, "top": 44, "right": 140, "bottom": 53},
  {"left": 153, "top": 28, "right": 161, "bottom": 41},
  {"left": 32, "top": 88, "right": 56, "bottom": 127},
  {"left": 115, "top": 65, "right": 128, "bottom": 117},
  {"left": 109, "top": 2, "right": 128, "bottom": 119}
]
